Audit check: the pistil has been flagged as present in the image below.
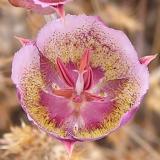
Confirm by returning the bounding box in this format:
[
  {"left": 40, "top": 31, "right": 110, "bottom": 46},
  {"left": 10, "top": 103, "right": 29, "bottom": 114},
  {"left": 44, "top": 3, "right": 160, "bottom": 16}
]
[{"left": 75, "top": 72, "right": 85, "bottom": 96}]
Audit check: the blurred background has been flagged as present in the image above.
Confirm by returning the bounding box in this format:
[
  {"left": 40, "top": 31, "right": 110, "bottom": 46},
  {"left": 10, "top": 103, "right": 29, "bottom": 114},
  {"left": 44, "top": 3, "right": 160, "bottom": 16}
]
[{"left": 0, "top": 0, "right": 160, "bottom": 159}]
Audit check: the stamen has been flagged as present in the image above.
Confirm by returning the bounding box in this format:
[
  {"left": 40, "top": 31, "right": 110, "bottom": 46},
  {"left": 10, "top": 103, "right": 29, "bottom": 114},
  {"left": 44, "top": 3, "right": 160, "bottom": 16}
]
[
  {"left": 84, "top": 67, "right": 93, "bottom": 90},
  {"left": 79, "top": 48, "right": 91, "bottom": 73},
  {"left": 75, "top": 49, "right": 93, "bottom": 94},
  {"left": 85, "top": 92, "right": 105, "bottom": 102},
  {"left": 52, "top": 88, "right": 73, "bottom": 99},
  {"left": 56, "top": 57, "right": 75, "bottom": 87}
]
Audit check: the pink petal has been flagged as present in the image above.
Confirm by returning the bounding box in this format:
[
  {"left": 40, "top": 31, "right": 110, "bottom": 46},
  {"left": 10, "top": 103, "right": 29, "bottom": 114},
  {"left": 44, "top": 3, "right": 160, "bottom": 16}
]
[
  {"left": 33, "top": 0, "right": 71, "bottom": 7},
  {"left": 11, "top": 44, "right": 39, "bottom": 85},
  {"left": 81, "top": 100, "right": 115, "bottom": 130},
  {"left": 40, "top": 53, "right": 66, "bottom": 88},
  {"left": 36, "top": 15, "right": 141, "bottom": 81},
  {"left": 9, "top": 0, "right": 54, "bottom": 14},
  {"left": 40, "top": 90, "right": 73, "bottom": 128},
  {"left": 11, "top": 43, "right": 73, "bottom": 140},
  {"left": 120, "top": 106, "right": 138, "bottom": 126},
  {"left": 102, "top": 78, "right": 129, "bottom": 99},
  {"left": 33, "top": 0, "right": 72, "bottom": 17}
]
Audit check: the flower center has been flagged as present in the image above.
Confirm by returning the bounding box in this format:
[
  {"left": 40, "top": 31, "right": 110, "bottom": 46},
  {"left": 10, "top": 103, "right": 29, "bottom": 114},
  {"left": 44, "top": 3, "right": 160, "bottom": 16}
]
[{"left": 52, "top": 49, "right": 104, "bottom": 103}]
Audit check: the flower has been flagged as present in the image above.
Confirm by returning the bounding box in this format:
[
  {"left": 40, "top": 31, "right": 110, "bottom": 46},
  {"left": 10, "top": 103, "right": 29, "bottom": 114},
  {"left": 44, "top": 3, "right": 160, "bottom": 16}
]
[
  {"left": 8, "top": 0, "right": 71, "bottom": 15},
  {"left": 11, "top": 15, "right": 156, "bottom": 144},
  {"left": 32, "top": 0, "right": 71, "bottom": 8}
]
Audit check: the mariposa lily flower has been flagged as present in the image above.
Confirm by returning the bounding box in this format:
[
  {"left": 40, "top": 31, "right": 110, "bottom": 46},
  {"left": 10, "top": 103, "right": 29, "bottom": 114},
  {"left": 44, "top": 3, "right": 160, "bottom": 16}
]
[
  {"left": 8, "top": 0, "right": 71, "bottom": 16},
  {"left": 12, "top": 15, "right": 156, "bottom": 152},
  {"left": 33, "top": 0, "right": 71, "bottom": 7}
]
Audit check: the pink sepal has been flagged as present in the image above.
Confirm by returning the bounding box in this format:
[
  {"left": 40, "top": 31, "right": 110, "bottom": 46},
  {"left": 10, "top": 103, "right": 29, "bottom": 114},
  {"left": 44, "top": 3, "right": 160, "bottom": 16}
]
[
  {"left": 139, "top": 54, "right": 157, "bottom": 65},
  {"left": 15, "top": 36, "right": 33, "bottom": 46}
]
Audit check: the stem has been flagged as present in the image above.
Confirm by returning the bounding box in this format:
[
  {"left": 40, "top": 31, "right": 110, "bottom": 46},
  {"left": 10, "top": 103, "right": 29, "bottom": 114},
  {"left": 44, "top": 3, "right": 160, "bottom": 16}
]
[{"left": 44, "top": 13, "right": 57, "bottom": 22}]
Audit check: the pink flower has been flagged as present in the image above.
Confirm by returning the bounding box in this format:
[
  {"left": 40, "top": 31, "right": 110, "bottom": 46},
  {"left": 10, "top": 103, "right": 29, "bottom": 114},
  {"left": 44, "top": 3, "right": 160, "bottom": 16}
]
[
  {"left": 12, "top": 15, "right": 156, "bottom": 144},
  {"left": 8, "top": 0, "right": 71, "bottom": 15},
  {"left": 33, "top": 0, "right": 71, "bottom": 7}
]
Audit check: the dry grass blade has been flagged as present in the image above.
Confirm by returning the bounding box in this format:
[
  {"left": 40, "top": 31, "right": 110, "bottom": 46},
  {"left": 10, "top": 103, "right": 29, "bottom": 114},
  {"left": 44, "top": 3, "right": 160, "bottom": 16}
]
[{"left": 124, "top": 127, "right": 160, "bottom": 160}]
